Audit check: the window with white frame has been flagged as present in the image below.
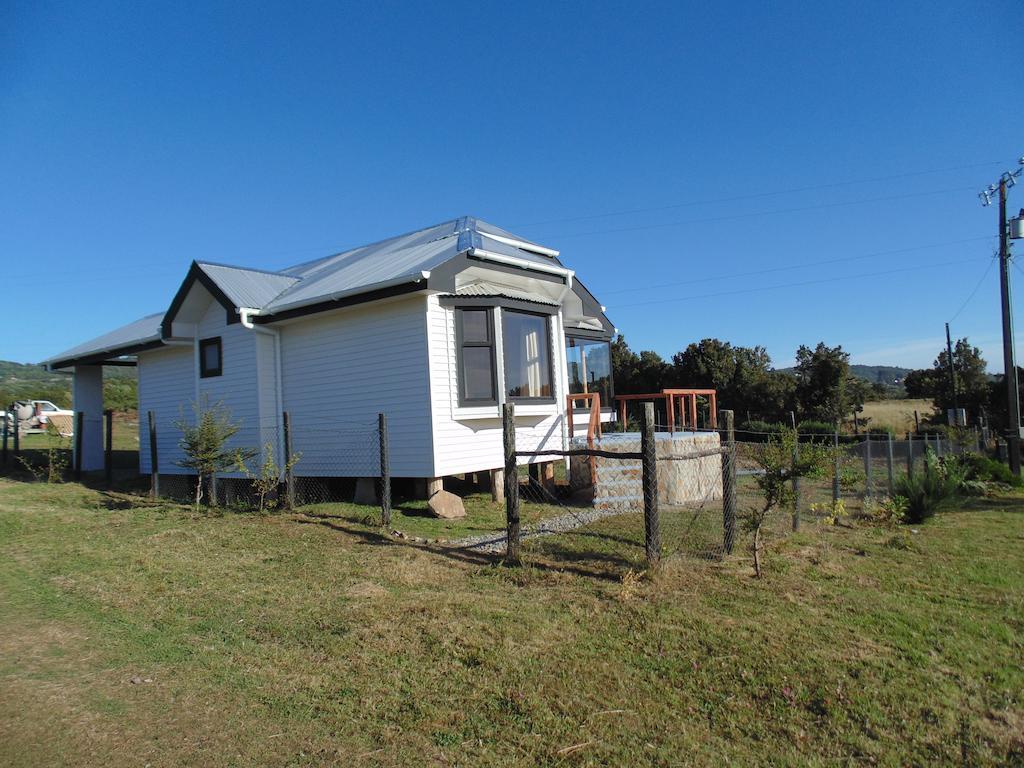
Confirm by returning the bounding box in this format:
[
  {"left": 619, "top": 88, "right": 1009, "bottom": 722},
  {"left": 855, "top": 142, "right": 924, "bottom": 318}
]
[{"left": 501, "top": 310, "right": 553, "bottom": 401}]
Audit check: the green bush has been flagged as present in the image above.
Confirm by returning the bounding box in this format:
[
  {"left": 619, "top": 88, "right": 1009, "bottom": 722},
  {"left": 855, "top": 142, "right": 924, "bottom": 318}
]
[
  {"left": 894, "top": 451, "right": 962, "bottom": 524},
  {"left": 957, "top": 453, "right": 1023, "bottom": 488},
  {"left": 797, "top": 420, "right": 834, "bottom": 435},
  {"left": 739, "top": 420, "right": 785, "bottom": 436}
]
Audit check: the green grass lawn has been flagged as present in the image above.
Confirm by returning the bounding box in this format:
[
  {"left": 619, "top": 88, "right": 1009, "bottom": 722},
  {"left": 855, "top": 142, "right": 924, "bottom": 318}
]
[{"left": 0, "top": 478, "right": 1022, "bottom": 766}]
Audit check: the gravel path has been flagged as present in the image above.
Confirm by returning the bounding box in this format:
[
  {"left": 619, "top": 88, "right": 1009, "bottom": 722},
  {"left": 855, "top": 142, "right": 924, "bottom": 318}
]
[{"left": 447, "top": 506, "right": 632, "bottom": 554}]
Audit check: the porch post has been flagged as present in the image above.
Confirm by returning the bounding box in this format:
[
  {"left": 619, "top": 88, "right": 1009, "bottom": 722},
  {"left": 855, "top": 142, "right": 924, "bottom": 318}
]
[{"left": 72, "top": 365, "right": 104, "bottom": 472}]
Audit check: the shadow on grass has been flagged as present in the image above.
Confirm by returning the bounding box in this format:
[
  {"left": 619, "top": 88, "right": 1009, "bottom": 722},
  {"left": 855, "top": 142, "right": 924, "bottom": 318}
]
[{"left": 291, "top": 514, "right": 629, "bottom": 582}]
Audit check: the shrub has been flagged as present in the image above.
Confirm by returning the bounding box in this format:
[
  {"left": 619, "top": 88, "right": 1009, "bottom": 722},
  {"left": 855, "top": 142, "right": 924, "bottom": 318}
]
[
  {"left": 867, "top": 425, "right": 895, "bottom": 438},
  {"left": 893, "top": 451, "right": 961, "bottom": 524},
  {"left": 739, "top": 420, "right": 785, "bottom": 437},
  {"left": 797, "top": 420, "right": 834, "bottom": 436},
  {"left": 957, "top": 453, "right": 1023, "bottom": 487}
]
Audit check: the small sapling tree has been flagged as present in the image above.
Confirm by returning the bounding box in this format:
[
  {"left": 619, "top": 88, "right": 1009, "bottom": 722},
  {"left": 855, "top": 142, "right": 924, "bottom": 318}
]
[
  {"left": 746, "top": 429, "right": 828, "bottom": 577},
  {"left": 238, "top": 441, "right": 301, "bottom": 513},
  {"left": 174, "top": 400, "right": 256, "bottom": 508}
]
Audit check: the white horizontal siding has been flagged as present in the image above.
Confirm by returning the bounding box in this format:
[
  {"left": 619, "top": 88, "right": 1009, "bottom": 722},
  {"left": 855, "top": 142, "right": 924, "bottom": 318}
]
[
  {"left": 137, "top": 345, "right": 194, "bottom": 474},
  {"left": 279, "top": 296, "right": 433, "bottom": 478},
  {"left": 427, "top": 295, "right": 567, "bottom": 477},
  {"left": 196, "top": 302, "right": 261, "bottom": 476}
]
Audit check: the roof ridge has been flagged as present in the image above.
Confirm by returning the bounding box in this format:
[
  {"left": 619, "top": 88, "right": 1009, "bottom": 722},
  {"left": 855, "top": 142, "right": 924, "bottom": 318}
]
[{"left": 196, "top": 260, "right": 299, "bottom": 279}]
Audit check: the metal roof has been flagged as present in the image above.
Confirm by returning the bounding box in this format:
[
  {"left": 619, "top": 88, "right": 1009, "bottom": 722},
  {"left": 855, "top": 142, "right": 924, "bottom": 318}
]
[
  {"left": 196, "top": 262, "right": 299, "bottom": 309},
  {"left": 44, "top": 217, "right": 570, "bottom": 367},
  {"left": 42, "top": 313, "right": 164, "bottom": 368},
  {"left": 450, "top": 281, "right": 559, "bottom": 306}
]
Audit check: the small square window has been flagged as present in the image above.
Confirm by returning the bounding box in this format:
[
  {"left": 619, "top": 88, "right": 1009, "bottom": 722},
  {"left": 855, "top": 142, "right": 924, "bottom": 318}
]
[{"left": 200, "top": 337, "right": 222, "bottom": 378}]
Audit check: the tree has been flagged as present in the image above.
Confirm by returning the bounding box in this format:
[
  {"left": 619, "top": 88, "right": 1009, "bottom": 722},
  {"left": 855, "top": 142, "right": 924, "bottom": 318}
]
[
  {"left": 610, "top": 335, "right": 670, "bottom": 394},
  {"left": 745, "top": 429, "right": 828, "bottom": 577},
  {"left": 174, "top": 400, "right": 256, "bottom": 508},
  {"left": 793, "top": 342, "right": 851, "bottom": 422},
  {"left": 903, "top": 368, "right": 942, "bottom": 399},
  {"left": 931, "top": 338, "right": 989, "bottom": 423},
  {"left": 672, "top": 338, "right": 790, "bottom": 421}
]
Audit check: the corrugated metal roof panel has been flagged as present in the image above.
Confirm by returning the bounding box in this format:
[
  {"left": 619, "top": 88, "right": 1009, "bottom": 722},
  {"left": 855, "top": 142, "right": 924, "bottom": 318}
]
[
  {"left": 453, "top": 281, "right": 559, "bottom": 305},
  {"left": 265, "top": 236, "right": 463, "bottom": 311},
  {"left": 43, "top": 313, "right": 164, "bottom": 367},
  {"left": 197, "top": 262, "right": 299, "bottom": 309}
]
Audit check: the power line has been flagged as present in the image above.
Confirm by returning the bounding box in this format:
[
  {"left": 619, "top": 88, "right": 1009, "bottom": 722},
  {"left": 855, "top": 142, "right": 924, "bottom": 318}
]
[
  {"left": 948, "top": 254, "right": 998, "bottom": 323},
  {"left": 608, "top": 255, "right": 988, "bottom": 310},
  {"left": 601, "top": 235, "right": 994, "bottom": 296},
  {"left": 520, "top": 160, "right": 1007, "bottom": 228},
  {"left": 545, "top": 185, "right": 978, "bottom": 241}
]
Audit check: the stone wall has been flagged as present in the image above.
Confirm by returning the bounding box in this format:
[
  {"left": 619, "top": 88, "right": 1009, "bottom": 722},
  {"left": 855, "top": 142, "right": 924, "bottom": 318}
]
[{"left": 570, "top": 432, "right": 723, "bottom": 512}]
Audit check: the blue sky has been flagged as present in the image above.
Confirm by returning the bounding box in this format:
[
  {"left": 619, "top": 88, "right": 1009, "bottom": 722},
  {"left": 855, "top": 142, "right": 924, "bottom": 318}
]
[{"left": 2, "top": 1, "right": 1021, "bottom": 371}]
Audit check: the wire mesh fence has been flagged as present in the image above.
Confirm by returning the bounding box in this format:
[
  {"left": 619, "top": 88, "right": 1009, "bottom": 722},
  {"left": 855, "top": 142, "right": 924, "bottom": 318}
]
[
  {"left": 494, "top": 412, "right": 1001, "bottom": 572},
  {"left": 142, "top": 411, "right": 388, "bottom": 516}
]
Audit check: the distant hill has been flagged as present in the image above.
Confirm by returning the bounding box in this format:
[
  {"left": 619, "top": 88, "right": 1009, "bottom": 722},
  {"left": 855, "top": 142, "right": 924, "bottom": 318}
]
[
  {"left": 848, "top": 365, "right": 912, "bottom": 386},
  {"left": 778, "top": 363, "right": 912, "bottom": 384},
  {"left": 0, "top": 360, "right": 136, "bottom": 411}
]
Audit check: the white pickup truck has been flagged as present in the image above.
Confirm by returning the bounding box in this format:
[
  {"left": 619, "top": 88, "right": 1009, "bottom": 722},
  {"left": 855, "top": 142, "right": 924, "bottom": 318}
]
[{"left": 4, "top": 400, "right": 74, "bottom": 430}]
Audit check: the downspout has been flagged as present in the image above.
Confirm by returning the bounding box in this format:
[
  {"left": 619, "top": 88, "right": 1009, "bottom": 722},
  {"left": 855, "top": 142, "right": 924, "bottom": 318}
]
[{"left": 239, "top": 308, "right": 285, "bottom": 470}]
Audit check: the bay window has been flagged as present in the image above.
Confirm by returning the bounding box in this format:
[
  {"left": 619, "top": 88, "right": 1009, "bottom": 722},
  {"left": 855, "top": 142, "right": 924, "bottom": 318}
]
[
  {"left": 566, "top": 336, "right": 612, "bottom": 407},
  {"left": 456, "top": 308, "right": 497, "bottom": 404},
  {"left": 502, "top": 310, "right": 553, "bottom": 401}
]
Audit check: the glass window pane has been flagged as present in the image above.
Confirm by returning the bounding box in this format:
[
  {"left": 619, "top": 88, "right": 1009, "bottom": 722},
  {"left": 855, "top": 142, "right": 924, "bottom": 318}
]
[
  {"left": 203, "top": 343, "right": 220, "bottom": 371},
  {"left": 462, "top": 346, "right": 494, "bottom": 401},
  {"left": 503, "top": 312, "right": 551, "bottom": 399},
  {"left": 581, "top": 341, "right": 612, "bottom": 407},
  {"left": 460, "top": 309, "right": 490, "bottom": 343},
  {"left": 565, "top": 341, "right": 584, "bottom": 394}
]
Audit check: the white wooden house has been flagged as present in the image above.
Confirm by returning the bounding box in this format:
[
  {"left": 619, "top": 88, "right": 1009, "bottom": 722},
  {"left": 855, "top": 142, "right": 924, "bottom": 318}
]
[{"left": 44, "top": 217, "right": 615, "bottom": 491}]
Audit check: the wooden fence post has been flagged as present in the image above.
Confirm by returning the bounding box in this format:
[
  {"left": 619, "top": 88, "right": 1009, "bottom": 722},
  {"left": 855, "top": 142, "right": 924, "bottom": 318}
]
[
  {"left": 832, "top": 426, "right": 841, "bottom": 505},
  {"left": 282, "top": 411, "right": 295, "bottom": 510},
  {"left": 2, "top": 409, "right": 8, "bottom": 466},
  {"left": 790, "top": 411, "right": 800, "bottom": 531},
  {"left": 886, "top": 431, "right": 895, "bottom": 493},
  {"left": 73, "top": 411, "right": 84, "bottom": 481},
  {"left": 720, "top": 410, "right": 736, "bottom": 555},
  {"left": 378, "top": 412, "right": 391, "bottom": 528},
  {"left": 104, "top": 409, "right": 113, "bottom": 487},
  {"left": 148, "top": 410, "right": 159, "bottom": 500},
  {"left": 863, "top": 433, "right": 872, "bottom": 499},
  {"left": 641, "top": 402, "right": 660, "bottom": 567},
  {"left": 503, "top": 403, "right": 520, "bottom": 565}
]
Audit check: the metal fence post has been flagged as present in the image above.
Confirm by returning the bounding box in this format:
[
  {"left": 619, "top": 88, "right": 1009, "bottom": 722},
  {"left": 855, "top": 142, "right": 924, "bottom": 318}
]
[
  {"left": 12, "top": 409, "right": 19, "bottom": 457},
  {"left": 503, "top": 403, "right": 521, "bottom": 565},
  {"left": 832, "top": 427, "right": 841, "bottom": 505},
  {"left": 74, "top": 411, "right": 84, "bottom": 481},
  {"left": 790, "top": 412, "right": 800, "bottom": 531},
  {"left": 720, "top": 410, "right": 736, "bottom": 555},
  {"left": 378, "top": 412, "right": 391, "bottom": 528},
  {"left": 282, "top": 411, "right": 295, "bottom": 510},
  {"left": 863, "top": 433, "right": 872, "bottom": 500},
  {"left": 906, "top": 432, "right": 914, "bottom": 478},
  {"left": 148, "top": 410, "right": 159, "bottom": 499},
  {"left": 886, "top": 431, "right": 894, "bottom": 493},
  {"left": 2, "top": 409, "right": 8, "bottom": 466},
  {"left": 641, "top": 402, "right": 660, "bottom": 567},
  {"left": 104, "top": 409, "right": 113, "bottom": 487}
]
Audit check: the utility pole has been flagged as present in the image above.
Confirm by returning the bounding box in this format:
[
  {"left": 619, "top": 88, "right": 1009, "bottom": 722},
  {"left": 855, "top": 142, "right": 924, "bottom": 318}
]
[
  {"left": 945, "top": 322, "right": 958, "bottom": 417},
  {"left": 982, "top": 159, "right": 1024, "bottom": 475}
]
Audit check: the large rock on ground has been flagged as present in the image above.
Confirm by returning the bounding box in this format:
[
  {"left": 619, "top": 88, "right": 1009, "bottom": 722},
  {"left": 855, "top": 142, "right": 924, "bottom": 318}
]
[{"left": 428, "top": 489, "right": 466, "bottom": 519}]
